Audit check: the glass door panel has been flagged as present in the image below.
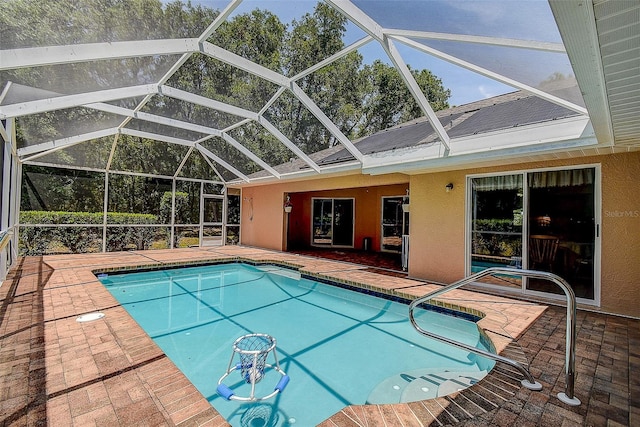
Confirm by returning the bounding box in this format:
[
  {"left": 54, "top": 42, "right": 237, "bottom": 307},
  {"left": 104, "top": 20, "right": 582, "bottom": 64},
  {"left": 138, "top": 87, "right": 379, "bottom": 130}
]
[
  {"left": 311, "top": 198, "right": 354, "bottom": 247},
  {"left": 225, "top": 194, "right": 240, "bottom": 245},
  {"left": 526, "top": 167, "right": 596, "bottom": 299},
  {"left": 332, "top": 199, "right": 354, "bottom": 247},
  {"left": 382, "top": 197, "right": 404, "bottom": 252},
  {"left": 312, "top": 199, "right": 333, "bottom": 246},
  {"left": 470, "top": 174, "right": 523, "bottom": 289}
]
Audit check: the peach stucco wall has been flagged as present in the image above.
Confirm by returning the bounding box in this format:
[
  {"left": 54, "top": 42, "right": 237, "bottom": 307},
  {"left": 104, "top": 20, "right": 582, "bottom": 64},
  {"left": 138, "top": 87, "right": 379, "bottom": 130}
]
[
  {"left": 408, "top": 151, "right": 640, "bottom": 318},
  {"left": 235, "top": 152, "right": 639, "bottom": 317},
  {"left": 236, "top": 173, "right": 409, "bottom": 251}
]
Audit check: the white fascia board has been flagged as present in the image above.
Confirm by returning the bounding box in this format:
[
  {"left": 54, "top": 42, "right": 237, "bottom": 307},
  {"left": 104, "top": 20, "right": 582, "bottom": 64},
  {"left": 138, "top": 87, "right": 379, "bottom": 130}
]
[
  {"left": 549, "top": 0, "right": 614, "bottom": 146},
  {"left": 257, "top": 116, "right": 322, "bottom": 173},
  {"left": 392, "top": 36, "right": 589, "bottom": 116},
  {"left": 0, "top": 84, "right": 158, "bottom": 119},
  {"left": 362, "top": 116, "right": 594, "bottom": 174},
  {"left": 18, "top": 128, "right": 119, "bottom": 158},
  {"left": 289, "top": 82, "right": 363, "bottom": 163},
  {"left": 383, "top": 29, "right": 565, "bottom": 53},
  {"left": 241, "top": 160, "right": 363, "bottom": 185},
  {"left": 201, "top": 42, "right": 290, "bottom": 87},
  {"left": 0, "top": 39, "right": 199, "bottom": 70},
  {"left": 220, "top": 133, "right": 281, "bottom": 179},
  {"left": 119, "top": 128, "right": 195, "bottom": 147},
  {"left": 383, "top": 38, "right": 451, "bottom": 150},
  {"left": 160, "top": 85, "right": 257, "bottom": 120},
  {"left": 195, "top": 143, "right": 249, "bottom": 182}
]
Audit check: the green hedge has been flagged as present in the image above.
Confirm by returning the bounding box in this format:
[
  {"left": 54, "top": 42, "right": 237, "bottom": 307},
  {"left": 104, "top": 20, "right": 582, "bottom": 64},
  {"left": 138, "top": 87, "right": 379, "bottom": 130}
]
[{"left": 19, "top": 211, "right": 164, "bottom": 255}]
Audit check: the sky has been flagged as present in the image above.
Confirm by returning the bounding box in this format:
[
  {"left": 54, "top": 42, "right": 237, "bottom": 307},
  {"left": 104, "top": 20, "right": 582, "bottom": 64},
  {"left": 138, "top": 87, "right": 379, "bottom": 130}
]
[{"left": 193, "top": 0, "right": 570, "bottom": 107}]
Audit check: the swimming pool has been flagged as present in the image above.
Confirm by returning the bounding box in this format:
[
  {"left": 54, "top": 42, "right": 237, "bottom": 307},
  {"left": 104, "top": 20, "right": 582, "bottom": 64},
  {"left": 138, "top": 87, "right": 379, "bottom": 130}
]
[{"left": 99, "top": 263, "right": 495, "bottom": 426}]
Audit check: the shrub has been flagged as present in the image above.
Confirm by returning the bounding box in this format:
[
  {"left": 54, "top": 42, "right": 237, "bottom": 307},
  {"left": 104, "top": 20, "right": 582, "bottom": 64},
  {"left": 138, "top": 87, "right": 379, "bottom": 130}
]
[{"left": 19, "top": 211, "right": 161, "bottom": 255}]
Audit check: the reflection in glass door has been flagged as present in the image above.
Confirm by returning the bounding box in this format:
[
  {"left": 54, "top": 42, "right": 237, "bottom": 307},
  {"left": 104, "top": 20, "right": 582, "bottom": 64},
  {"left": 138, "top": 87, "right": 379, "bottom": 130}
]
[
  {"left": 526, "top": 168, "right": 596, "bottom": 300},
  {"left": 469, "top": 167, "right": 599, "bottom": 303},
  {"left": 311, "top": 198, "right": 354, "bottom": 247},
  {"left": 381, "top": 196, "right": 409, "bottom": 252},
  {"left": 470, "top": 175, "right": 524, "bottom": 290}
]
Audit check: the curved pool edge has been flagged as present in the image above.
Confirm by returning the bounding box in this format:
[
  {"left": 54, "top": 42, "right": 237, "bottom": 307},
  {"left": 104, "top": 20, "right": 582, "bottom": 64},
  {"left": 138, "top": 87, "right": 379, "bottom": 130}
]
[{"left": 81, "top": 247, "right": 546, "bottom": 426}]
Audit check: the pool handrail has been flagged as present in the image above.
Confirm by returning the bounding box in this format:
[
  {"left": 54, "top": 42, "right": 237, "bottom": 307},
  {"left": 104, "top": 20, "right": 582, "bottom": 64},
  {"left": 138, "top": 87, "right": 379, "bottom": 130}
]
[{"left": 408, "top": 267, "right": 580, "bottom": 406}]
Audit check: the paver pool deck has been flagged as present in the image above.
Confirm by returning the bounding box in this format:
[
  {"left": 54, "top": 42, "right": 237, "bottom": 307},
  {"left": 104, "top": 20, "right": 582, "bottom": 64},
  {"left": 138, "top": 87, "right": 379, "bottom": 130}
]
[{"left": 1, "top": 246, "right": 637, "bottom": 426}]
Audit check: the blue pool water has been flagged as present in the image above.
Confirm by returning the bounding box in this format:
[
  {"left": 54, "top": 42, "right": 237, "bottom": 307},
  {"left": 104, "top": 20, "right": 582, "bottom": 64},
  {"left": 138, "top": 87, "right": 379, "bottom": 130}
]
[{"left": 99, "top": 263, "right": 495, "bottom": 426}]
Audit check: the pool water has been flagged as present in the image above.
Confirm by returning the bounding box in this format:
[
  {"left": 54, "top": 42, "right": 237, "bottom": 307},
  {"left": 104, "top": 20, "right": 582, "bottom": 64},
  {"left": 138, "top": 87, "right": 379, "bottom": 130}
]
[{"left": 99, "top": 263, "right": 495, "bottom": 426}]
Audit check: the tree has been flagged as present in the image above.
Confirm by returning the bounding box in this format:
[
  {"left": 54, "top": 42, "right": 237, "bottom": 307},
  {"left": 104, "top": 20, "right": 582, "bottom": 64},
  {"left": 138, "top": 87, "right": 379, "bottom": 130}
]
[
  {"left": 7, "top": 0, "right": 452, "bottom": 188},
  {"left": 357, "top": 61, "right": 451, "bottom": 137}
]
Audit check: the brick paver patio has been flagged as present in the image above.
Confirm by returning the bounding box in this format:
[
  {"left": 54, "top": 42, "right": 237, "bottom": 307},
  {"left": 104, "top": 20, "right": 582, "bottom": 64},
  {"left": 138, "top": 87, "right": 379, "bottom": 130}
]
[{"left": 1, "top": 246, "right": 637, "bottom": 426}]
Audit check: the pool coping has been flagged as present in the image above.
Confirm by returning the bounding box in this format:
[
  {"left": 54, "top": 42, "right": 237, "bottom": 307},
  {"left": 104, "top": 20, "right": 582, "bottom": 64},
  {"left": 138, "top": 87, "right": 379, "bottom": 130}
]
[{"left": 1, "top": 246, "right": 549, "bottom": 426}]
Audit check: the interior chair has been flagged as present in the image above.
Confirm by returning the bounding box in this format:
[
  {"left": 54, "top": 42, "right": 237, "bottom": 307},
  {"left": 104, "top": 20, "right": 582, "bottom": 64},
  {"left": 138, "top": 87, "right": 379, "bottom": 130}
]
[{"left": 529, "top": 235, "right": 560, "bottom": 272}]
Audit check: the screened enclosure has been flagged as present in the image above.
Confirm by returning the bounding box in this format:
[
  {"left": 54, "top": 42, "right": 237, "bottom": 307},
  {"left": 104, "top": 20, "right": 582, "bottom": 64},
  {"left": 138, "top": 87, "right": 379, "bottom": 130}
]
[{"left": 1, "top": 0, "right": 636, "bottom": 281}]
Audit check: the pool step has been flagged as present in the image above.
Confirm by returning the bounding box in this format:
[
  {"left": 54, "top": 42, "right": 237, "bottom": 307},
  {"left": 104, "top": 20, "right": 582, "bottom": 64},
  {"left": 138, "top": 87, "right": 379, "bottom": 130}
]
[{"left": 367, "top": 368, "right": 487, "bottom": 404}]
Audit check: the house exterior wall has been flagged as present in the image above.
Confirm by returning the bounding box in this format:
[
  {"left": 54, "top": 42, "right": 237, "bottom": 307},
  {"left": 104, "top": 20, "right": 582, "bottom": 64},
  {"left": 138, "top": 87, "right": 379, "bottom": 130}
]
[
  {"left": 408, "top": 151, "right": 640, "bottom": 318},
  {"left": 236, "top": 151, "right": 639, "bottom": 318},
  {"left": 285, "top": 184, "right": 408, "bottom": 251},
  {"left": 236, "top": 173, "right": 409, "bottom": 251}
]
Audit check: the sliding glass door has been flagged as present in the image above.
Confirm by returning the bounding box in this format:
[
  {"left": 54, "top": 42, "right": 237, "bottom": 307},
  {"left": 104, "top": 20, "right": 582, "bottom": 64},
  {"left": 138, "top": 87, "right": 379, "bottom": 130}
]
[
  {"left": 470, "top": 174, "right": 524, "bottom": 290},
  {"left": 526, "top": 168, "right": 596, "bottom": 299},
  {"left": 468, "top": 166, "right": 599, "bottom": 304},
  {"left": 312, "top": 198, "right": 354, "bottom": 247}
]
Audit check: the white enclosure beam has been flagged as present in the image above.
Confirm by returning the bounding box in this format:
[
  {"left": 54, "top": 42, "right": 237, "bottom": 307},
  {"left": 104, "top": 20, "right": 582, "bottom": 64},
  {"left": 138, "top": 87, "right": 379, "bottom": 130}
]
[
  {"left": 0, "top": 84, "right": 159, "bottom": 118},
  {"left": 198, "top": 0, "right": 243, "bottom": 42},
  {"left": 383, "top": 29, "right": 566, "bottom": 53},
  {"left": 325, "top": 0, "right": 385, "bottom": 42},
  {"left": 223, "top": 118, "right": 252, "bottom": 133},
  {"left": 383, "top": 38, "right": 451, "bottom": 151},
  {"left": 119, "top": 128, "right": 196, "bottom": 147},
  {"left": 393, "top": 36, "right": 589, "bottom": 115},
  {"left": 201, "top": 42, "right": 290, "bottom": 87},
  {"left": 325, "top": 0, "right": 451, "bottom": 152},
  {"left": 174, "top": 146, "right": 195, "bottom": 178},
  {"left": 88, "top": 102, "right": 223, "bottom": 136},
  {"left": 291, "top": 35, "right": 374, "bottom": 81},
  {"left": 18, "top": 128, "right": 119, "bottom": 159},
  {"left": 258, "top": 87, "right": 287, "bottom": 116},
  {"left": 219, "top": 133, "right": 281, "bottom": 179},
  {"left": 0, "top": 39, "right": 200, "bottom": 70},
  {"left": 0, "top": 121, "right": 8, "bottom": 144},
  {"left": 160, "top": 85, "right": 258, "bottom": 120},
  {"left": 289, "top": 83, "right": 364, "bottom": 162},
  {"left": 257, "top": 116, "right": 322, "bottom": 173},
  {"left": 195, "top": 144, "right": 249, "bottom": 182}
]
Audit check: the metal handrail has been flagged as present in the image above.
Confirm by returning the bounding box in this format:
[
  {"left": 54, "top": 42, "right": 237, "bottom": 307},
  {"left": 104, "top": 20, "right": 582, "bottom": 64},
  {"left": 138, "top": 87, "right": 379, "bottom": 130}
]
[{"left": 409, "top": 267, "right": 581, "bottom": 406}]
